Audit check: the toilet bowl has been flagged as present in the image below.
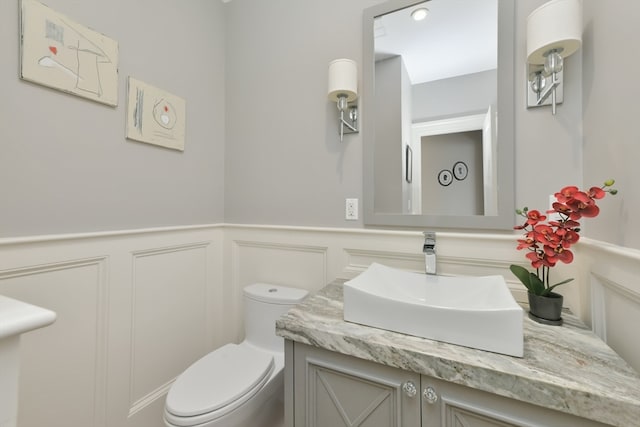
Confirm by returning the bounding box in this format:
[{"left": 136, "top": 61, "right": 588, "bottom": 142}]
[{"left": 164, "top": 283, "right": 307, "bottom": 427}]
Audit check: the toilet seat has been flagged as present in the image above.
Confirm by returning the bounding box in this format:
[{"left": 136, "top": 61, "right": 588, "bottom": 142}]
[{"left": 165, "top": 343, "right": 275, "bottom": 426}]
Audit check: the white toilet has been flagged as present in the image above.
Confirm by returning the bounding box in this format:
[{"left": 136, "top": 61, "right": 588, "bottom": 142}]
[{"left": 164, "top": 283, "right": 308, "bottom": 427}]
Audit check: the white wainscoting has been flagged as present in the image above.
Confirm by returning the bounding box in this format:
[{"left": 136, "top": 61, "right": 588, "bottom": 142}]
[
  {"left": 581, "top": 239, "right": 640, "bottom": 373},
  {"left": 0, "top": 226, "right": 224, "bottom": 427},
  {"left": 0, "top": 225, "right": 638, "bottom": 426},
  {"left": 0, "top": 256, "right": 108, "bottom": 427}
]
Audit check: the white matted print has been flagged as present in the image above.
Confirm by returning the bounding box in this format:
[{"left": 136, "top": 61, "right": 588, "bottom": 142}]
[
  {"left": 19, "top": 0, "right": 119, "bottom": 106},
  {"left": 126, "top": 77, "right": 186, "bottom": 151}
]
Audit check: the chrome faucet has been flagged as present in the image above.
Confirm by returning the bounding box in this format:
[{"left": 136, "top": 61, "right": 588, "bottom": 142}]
[{"left": 423, "top": 232, "right": 436, "bottom": 275}]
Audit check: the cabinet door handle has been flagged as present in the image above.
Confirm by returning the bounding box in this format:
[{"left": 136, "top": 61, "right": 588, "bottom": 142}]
[
  {"left": 423, "top": 386, "right": 438, "bottom": 404},
  {"left": 402, "top": 381, "right": 417, "bottom": 397}
]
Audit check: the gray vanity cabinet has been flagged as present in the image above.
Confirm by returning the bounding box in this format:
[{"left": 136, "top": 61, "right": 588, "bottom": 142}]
[
  {"left": 419, "top": 375, "right": 608, "bottom": 427},
  {"left": 288, "top": 342, "right": 609, "bottom": 427},
  {"left": 291, "top": 341, "right": 421, "bottom": 427}
]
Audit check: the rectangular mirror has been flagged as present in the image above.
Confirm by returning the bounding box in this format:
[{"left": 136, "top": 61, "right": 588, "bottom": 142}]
[{"left": 363, "top": 0, "right": 515, "bottom": 230}]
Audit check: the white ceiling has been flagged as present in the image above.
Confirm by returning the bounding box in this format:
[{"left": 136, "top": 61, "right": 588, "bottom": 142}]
[{"left": 374, "top": 0, "right": 498, "bottom": 85}]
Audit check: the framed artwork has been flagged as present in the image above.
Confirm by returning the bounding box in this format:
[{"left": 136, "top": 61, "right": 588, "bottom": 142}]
[
  {"left": 405, "top": 145, "right": 413, "bottom": 183},
  {"left": 19, "top": 0, "right": 119, "bottom": 106},
  {"left": 438, "top": 169, "right": 453, "bottom": 187},
  {"left": 126, "top": 77, "right": 186, "bottom": 151},
  {"left": 453, "top": 161, "right": 468, "bottom": 181}
]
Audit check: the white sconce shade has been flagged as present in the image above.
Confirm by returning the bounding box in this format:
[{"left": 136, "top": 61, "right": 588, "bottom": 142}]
[
  {"left": 328, "top": 59, "right": 358, "bottom": 102},
  {"left": 527, "top": 0, "right": 582, "bottom": 64}
]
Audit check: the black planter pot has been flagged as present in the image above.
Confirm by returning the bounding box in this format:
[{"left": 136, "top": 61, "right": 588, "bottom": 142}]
[{"left": 527, "top": 291, "right": 563, "bottom": 326}]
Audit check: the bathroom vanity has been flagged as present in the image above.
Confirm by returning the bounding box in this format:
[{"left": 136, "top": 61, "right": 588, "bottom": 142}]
[{"left": 276, "top": 280, "right": 640, "bottom": 427}]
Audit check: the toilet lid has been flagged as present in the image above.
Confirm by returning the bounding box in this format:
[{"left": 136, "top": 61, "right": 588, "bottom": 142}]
[{"left": 165, "top": 343, "right": 274, "bottom": 418}]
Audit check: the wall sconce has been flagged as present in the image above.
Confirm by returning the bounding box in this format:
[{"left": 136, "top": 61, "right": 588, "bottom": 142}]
[
  {"left": 328, "top": 59, "right": 358, "bottom": 141},
  {"left": 526, "top": 0, "right": 582, "bottom": 115}
]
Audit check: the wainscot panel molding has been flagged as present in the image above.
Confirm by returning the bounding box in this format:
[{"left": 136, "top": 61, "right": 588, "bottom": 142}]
[
  {"left": 129, "top": 242, "right": 212, "bottom": 417},
  {"left": 580, "top": 238, "right": 640, "bottom": 373},
  {"left": 0, "top": 226, "right": 224, "bottom": 427},
  {"left": 0, "top": 225, "right": 637, "bottom": 426},
  {"left": 0, "top": 257, "right": 108, "bottom": 427}
]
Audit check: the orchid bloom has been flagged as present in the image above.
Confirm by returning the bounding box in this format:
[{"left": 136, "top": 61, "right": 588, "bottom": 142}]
[
  {"left": 526, "top": 209, "right": 546, "bottom": 225},
  {"left": 557, "top": 229, "right": 580, "bottom": 248},
  {"left": 512, "top": 180, "right": 617, "bottom": 293},
  {"left": 533, "top": 224, "right": 558, "bottom": 247}
]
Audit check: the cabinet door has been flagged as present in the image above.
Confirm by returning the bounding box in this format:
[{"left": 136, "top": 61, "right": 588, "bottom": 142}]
[
  {"left": 420, "top": 375, "right": 610, "bottom": 427},
  {"left": 293, "top": 343, "right": 421, "bottom": 427}
]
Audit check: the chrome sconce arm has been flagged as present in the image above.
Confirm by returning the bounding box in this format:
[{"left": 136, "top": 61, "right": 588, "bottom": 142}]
[
  {"left": 527, "top": 50, "right": 564, "bottom": 114},
  {"left": 335, "top": 95, "right": 358, "bottom": 141}
]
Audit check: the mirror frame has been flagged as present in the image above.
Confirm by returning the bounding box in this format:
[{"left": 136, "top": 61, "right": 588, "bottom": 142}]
[{"left": 363, "top": 0, "right": 515, "bottom": 230}]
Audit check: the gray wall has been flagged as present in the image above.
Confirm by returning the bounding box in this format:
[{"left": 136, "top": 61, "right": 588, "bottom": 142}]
[
  {"left": 224, "top": 0, "right": 381, "bottom": 227},
  {"left": 412, "top": 70, "right": 497, "bottom": 122},
  {"left": 226, "top": 0, "right": 639, "bottom": 251},
  {"left": 514, "top": 1, "right": 637, "bottom": 250},
  {"left": 3, "top": 0, "right": 639, "bottom": 252},
  {"left": 421, "top": 131, "right": 484, "bottom": 216},
  {"left": 582, "top": 0, "right": 640, "bottom": 249},
  {"left": 0, "top": 0, "right": 226, "bottom": 237}
]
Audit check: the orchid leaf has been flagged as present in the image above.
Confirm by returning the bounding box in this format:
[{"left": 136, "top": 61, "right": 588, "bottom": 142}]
[
  {"left": 547, "top": 277, "right": 575, "bottom": 294},
  {"left": 509, "top": 264, "right": 530, "bottom": 284},
  {"left": 509, "top": 265, "right": 545, "bottom": 295},
  {"left": 527, "top": 272, "right": 546, "bottom": 295}
]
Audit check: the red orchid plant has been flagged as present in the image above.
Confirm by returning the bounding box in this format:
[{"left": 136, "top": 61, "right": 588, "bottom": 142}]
[{"left": 510, "top": 180, "right": 617, "bottom": 297}]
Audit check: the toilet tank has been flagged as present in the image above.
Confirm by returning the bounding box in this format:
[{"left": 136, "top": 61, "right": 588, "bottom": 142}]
[{"left": 243, "top": 283, "right": 308, "bottom": 352}]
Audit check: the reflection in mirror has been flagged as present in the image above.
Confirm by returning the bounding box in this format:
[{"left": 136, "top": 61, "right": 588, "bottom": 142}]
[
  {"left": 363, "top": 0, "right": 514, "bottom": 230},
  {"left": 411, "top": 110, "right": 497, "bottom": 216}
]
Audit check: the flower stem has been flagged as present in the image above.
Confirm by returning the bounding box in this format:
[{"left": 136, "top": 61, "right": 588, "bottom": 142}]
[{"left": 545, "top": 265, "right": 550, "bottom": 288}]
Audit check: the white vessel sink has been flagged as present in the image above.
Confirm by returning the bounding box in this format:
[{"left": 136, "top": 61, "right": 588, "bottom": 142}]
[{"left": 343, "top": 263, "right": 523, "bottom": 357}]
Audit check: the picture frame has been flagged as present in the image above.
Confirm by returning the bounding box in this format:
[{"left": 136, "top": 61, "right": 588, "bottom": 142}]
[
  {"left": 19, "top": 0, "right": 119, "bottom": 106},
  {"left": 125, "top": 77, "right": 186, "bottom": 151},
  {"left": 453, "top": 161, "right": 468, "bottom": 181},
  {"left": 405, "top": 145, "right": 413, "bottom": 183},
  {"left": 438, "top": 169, "right": 453, "bottom": 186}
]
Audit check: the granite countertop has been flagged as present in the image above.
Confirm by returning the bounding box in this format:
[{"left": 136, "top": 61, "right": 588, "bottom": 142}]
[{"left": 276, "top": 280, "right": 640, "bottom": 427}]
